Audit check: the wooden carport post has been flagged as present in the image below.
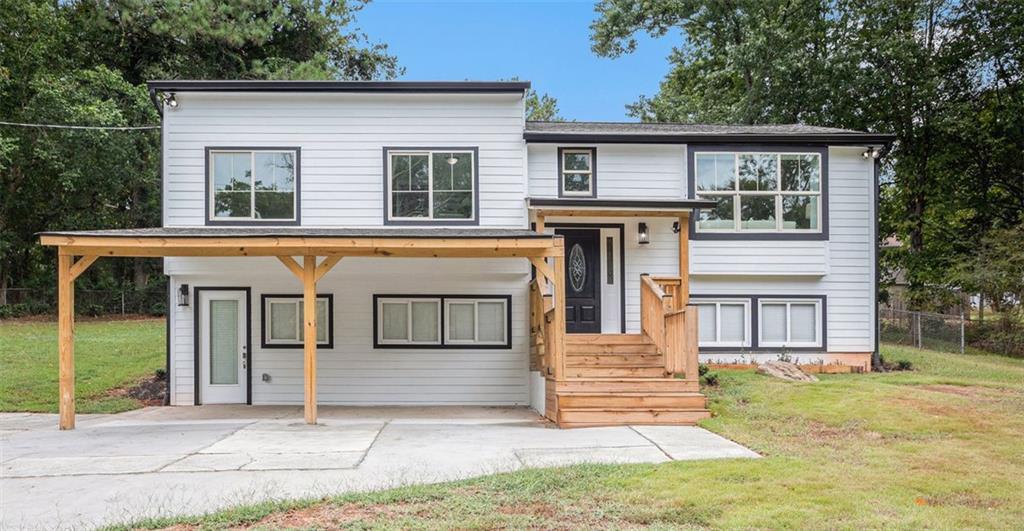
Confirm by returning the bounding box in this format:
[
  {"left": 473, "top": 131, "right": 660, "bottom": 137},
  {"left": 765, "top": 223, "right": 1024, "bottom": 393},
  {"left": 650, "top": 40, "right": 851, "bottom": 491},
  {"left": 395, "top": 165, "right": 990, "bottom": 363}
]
[
  {"left": 277, "top": 255, "right": 343, "bottom": 425},
  {"left": 57, "top": 252, "right": 98, "bottom": 430}
]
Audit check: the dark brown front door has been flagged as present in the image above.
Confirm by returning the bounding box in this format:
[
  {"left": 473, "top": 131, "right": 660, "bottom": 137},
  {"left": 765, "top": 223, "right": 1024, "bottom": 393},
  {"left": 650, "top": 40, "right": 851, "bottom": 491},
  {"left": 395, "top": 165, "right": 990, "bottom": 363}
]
[{"left": 557, "top": 229, "right": 601, "bottom": 333}]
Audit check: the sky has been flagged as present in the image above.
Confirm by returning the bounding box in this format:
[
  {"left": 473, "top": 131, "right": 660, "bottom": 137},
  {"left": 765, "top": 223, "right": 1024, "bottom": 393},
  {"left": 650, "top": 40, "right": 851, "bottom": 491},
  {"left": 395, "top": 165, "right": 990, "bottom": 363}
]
[{"left": 357, "top": 0, "right": 678, "bottom": 121}]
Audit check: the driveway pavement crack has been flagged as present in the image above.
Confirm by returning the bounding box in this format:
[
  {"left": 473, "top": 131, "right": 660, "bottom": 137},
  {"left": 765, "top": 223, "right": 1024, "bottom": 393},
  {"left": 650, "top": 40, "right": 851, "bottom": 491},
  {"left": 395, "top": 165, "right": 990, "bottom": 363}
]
[{"left": 629, "top": 426, "right": 674, "bottom": 461}]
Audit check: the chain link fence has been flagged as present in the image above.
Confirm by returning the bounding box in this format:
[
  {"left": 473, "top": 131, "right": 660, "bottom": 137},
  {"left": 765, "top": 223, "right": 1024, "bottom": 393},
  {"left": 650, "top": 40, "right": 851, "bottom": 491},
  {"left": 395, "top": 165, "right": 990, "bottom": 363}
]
[
  {"left": 0, "top": 286, "right": 167, "bottom": 318},
  {"left": 880, "top": 307, "right": 966, "bottom": 354}
]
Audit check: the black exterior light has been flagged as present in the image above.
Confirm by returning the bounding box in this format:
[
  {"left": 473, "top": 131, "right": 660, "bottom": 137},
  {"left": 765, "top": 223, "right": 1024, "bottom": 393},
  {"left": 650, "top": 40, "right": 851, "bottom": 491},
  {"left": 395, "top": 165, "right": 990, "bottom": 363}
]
[
  {"left": 165, "top": 93, "right": 178, "bottom": 109},
  {"left": 177, "top": 284, "right": 190, "bottom": 307},
  {"left": 638, "top": 222, "right": 650, "bottom": 245},
  {"left": 672, "top": 221, "right": 682, "bottom": 234},
  {"left": 862, "top": 146, "right": 882, "bottom": 159}
]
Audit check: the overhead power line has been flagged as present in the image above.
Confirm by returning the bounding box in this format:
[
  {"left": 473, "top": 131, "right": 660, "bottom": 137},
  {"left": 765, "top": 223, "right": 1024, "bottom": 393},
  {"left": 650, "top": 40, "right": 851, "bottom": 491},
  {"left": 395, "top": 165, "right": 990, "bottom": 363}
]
[{"left": 0, "top": 120, "right": 159, "bottom": 131}]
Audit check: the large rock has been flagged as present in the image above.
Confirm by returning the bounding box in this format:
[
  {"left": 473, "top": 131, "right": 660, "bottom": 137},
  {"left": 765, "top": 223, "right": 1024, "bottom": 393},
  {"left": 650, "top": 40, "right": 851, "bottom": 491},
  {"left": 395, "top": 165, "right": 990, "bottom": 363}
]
[{"left": 756, "top": 361, "right": 819, "bottom": 382}]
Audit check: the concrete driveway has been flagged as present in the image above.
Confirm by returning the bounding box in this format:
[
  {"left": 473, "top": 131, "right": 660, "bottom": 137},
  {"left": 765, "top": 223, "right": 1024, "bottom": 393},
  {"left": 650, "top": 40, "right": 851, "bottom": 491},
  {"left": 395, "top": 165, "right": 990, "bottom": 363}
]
[{"left": 0, "top": 406, "right": 757, "bottom": 530}]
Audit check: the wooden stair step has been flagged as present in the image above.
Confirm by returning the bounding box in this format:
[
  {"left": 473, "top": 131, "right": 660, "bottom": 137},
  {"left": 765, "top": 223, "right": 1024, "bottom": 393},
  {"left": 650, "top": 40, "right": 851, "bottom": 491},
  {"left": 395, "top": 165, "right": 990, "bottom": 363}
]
[
  {"left": 557, "top": 392, "right": 707, "bottom": 409},
  {"left": 566, "top": 344, "right": 660, "bottom": 354},
  {"left": 567, "top": 367, "right": 670, "bottom": 378},
  {"left": 558, "top": 408, "right": 711, "bottom": 427},
  {"left": 566, "top": 334, "right": 652, "bottom": 345},
  {"left": 565, "top": 354, "right": 664, "bottom": 367},
  {"left": 557, "top": 378, "right": 700, "bottom": 393}
]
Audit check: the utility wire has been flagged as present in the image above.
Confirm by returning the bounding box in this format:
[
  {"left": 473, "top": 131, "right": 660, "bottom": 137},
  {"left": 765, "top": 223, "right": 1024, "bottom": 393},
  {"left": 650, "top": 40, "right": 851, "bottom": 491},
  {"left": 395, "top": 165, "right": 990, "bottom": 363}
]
[{"left": 0, "top": 120, "right": 159, "bottom": 131}]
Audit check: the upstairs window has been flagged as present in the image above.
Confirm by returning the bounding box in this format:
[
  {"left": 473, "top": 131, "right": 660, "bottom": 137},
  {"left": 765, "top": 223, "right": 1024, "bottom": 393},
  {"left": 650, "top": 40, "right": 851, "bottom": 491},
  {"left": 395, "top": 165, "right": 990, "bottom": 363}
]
[
  {"left": 386, "top": 149, "right": 476, "bottom": 222},
  {"left": 559, "top": 148, "right": 596, "bottom": 197},
  {"left": 695, "top": 152, "right": 821, "bottom": 233},
  {"left": 208, "top": 149, "right": 298, "bottom": 223}
]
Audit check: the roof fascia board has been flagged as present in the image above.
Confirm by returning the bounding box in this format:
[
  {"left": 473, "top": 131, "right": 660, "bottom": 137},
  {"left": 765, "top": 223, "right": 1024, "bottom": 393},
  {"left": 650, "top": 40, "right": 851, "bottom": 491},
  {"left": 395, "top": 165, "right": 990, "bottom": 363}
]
[{"left": 523, "top": 132, "right": 896, "bottom": 145}]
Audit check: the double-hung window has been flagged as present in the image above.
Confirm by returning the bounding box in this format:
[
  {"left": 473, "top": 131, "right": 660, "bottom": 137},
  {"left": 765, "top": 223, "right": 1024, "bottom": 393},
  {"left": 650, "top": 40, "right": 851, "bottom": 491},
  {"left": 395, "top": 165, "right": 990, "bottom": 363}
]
[
  {"left": 559, "top": 148, "right": 595, "bottom": 197},
  {"left": 209, "top": 149, "right": 298, "bottom": 222},
  {"left": 262, "top": 294, "right": 332, "bottom": 348},
  {"left": 374, "top": 295, "right": 511, "bottom": 348},
  {"left": 695, "top": 299, "right": 751, "bottom": 347},
  {"left": 387, "top": 149, "right": 476, "bottom": 222},
  {"left": 758, "top": 299, "right": 822, "bottom": 348},
  {"left": 695, "top": 152, "right": 821, "bottom": 233}
]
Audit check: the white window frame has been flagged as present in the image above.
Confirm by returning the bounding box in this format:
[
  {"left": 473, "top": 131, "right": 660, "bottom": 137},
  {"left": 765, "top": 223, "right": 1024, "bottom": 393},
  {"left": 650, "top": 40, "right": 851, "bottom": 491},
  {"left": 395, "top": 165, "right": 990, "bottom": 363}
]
[
  {"left": 386, "top": 150, "right": 476, "bottom": 222},
  {"left": 757, "top": 298, "right": 823, "bottom": 348},
  {"left": 208, "top": 149, "right": 298, "bottom": 222},
  {"left": 375, "top": 297, "right": 443, "bottom": 346},
  {"left": 443, "top": 298, "right": 509, "bottom": 346},
  {"left": 694, "top": 299, "right": 752, "bottom": 348},
  {"left": 694, "top": 151, "right": 822, "bottom": 233},
  {"left": 560, "top": 148, "right": 594, "bottom": 196},
  {"left": 263, "top": 295, "right": 330, "bottom": 347}
]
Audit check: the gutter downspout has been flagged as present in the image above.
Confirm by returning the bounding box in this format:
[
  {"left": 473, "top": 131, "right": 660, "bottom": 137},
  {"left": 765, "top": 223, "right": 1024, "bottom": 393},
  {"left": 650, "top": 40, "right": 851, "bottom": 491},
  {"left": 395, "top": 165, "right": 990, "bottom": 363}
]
[{"left": 148, "top": 88, "right": 163, "bottom": 118}]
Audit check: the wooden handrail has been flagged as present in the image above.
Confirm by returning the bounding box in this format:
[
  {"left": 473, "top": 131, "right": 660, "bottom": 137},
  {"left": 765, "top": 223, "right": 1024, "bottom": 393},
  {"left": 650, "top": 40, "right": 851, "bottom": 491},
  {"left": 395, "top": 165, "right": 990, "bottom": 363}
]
[
  {"left": 530, "top": 277, "right": 559, "bottom": 377},
  {"left": 640, "top": 274, "right": 697, "bottom": 379}
]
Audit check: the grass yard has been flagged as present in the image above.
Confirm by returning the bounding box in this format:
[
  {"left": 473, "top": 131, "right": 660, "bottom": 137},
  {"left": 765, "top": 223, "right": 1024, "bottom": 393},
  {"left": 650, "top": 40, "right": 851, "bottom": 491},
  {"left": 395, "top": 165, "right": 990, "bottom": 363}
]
[
  {"left": 119, "top": 345, "right": 1024, "bottom": 530},
  {"left": 0, "top": 318, "right": 165, "bottom": 413}
]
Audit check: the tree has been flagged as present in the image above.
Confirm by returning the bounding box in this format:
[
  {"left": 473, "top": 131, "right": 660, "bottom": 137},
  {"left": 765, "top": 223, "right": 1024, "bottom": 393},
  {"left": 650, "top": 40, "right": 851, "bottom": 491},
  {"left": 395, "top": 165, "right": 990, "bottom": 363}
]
[
  {"left": 0, "top": 0, "right": 400, "bottom": 307},
  {"left": 590, "top": 0, "right": 1024, "bottom": 314},
  {"left": 525, "top": 89, "right": 564, "bottom": 121}
]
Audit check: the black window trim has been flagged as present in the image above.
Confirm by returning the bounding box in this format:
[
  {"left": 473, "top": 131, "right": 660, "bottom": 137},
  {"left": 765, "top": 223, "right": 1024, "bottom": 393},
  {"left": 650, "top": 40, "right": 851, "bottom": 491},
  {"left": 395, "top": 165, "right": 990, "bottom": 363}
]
[
  {"left": 690, "top": 294, "right": 827, "bottom": 352},
  {"left": 382, "top": 147, "right": 480, "bottom": 226},
  {"left": 259, "top": 293, "right": 334, "bottom": 349},
  {"left": 557, "top": 146, "right": 597, "bottom": 198},
  {"left": 686, "top": 144, "right": 828, "bottom": 241},
  {"left": 372, "top": 294, "right": 513, "bottom": 349},
  {"left": 205, "top": 146, "right": 302, "bottom": 226}
]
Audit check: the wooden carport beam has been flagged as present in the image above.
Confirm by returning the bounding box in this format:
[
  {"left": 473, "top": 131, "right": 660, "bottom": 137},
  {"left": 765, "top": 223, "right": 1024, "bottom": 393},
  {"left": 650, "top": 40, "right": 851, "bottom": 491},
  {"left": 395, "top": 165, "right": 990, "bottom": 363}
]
[{"left": 57, "top": 253, "right": 100, "bottom": 430}]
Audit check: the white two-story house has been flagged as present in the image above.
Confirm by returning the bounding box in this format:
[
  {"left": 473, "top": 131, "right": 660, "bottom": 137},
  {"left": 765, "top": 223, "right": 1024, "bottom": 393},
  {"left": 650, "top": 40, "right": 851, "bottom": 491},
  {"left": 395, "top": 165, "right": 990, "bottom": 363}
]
[{"left": 40, "top": 80, "right": 892, "bottom": 429}]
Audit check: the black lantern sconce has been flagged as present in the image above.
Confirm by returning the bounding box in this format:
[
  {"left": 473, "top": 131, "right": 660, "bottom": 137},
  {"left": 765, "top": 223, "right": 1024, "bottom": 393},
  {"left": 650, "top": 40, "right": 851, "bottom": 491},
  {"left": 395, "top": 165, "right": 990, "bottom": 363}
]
[
  {"left": 177, "top": 284, "right": 190, "bottom": 307},
  {"left": 672, "top": 221, "right": 682, "bottom": 234},
  {"left": 638, "top": 222, "right": 650, "bottom": 245}
]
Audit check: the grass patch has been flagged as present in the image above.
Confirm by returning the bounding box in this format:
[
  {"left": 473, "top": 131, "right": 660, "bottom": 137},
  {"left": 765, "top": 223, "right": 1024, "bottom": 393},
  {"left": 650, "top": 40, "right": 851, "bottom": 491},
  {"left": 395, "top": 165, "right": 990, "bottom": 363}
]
[
  {"left": 115, "top": 344, "right": 1024, "bottom": 529},
  {"left": 0, "top": 319, "right": 165, "bottom": 413}
]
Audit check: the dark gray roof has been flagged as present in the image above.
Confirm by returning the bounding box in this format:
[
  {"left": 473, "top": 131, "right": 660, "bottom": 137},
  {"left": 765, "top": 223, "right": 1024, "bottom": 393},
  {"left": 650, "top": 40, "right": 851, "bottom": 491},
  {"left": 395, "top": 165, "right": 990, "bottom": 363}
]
[
  {"left": 39, "top": 227, "right": 552, "bottom": 239},
  {"left": 524, "top": 121, "right": 895, "bottom": 144},
  {"left": 148, "top": 80, "right": 530, "bottom": 94},
  {"left": 527, "top": 198, "right": 716, "bottom": 210}
]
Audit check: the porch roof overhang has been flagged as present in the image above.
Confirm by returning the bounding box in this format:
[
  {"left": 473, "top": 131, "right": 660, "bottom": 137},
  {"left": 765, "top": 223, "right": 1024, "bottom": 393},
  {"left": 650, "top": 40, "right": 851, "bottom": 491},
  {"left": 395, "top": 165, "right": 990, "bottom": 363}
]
[
  {"left": 526, "top": 197, "right": 716, "bottom": 218},
  {"left": 38, "top": 227, "right": 563, "bottom": 258}
]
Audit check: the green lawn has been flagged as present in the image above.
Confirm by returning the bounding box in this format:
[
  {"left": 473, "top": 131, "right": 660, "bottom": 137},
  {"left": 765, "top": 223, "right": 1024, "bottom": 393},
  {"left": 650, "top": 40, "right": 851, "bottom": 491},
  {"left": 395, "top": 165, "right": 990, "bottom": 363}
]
[
  {"left": 117, "top": 345, "right": 1024, "bottom": 530},
  {"left": 0, "top": 319, "right": 165, "bottom": 413}
]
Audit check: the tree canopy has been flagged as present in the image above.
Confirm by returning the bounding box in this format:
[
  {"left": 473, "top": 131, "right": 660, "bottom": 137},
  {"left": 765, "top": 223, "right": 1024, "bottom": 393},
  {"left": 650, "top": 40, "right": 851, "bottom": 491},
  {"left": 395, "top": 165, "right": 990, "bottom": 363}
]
[
  {"left": 592, "top": 0, "right": 1024, "bottom": 310},
  {"left": 0, "top": 0, "right": 399, "bottom": 302}
]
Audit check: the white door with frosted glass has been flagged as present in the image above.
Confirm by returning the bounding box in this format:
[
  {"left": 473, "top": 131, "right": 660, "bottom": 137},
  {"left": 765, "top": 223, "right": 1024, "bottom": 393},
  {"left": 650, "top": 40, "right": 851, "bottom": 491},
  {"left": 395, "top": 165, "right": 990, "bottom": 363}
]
[{"left": 198, "top": 290, "right": 247, "bottom": 404}]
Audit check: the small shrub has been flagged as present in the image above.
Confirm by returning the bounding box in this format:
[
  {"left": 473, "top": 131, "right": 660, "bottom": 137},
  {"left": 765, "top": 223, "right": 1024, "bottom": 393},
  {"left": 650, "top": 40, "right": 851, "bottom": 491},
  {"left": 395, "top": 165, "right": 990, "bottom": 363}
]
[
  {"left": 698, "top": 363, "right": 710, "bottom": 377},
  {"left": 154, "top": 367, "right": 167, "bottom": 380},
  {"left": 895, "top": 360, "right": 914, "bottom": 371},
  {"left": 701, "top": 372, "right": 720, "bottom": 387}
]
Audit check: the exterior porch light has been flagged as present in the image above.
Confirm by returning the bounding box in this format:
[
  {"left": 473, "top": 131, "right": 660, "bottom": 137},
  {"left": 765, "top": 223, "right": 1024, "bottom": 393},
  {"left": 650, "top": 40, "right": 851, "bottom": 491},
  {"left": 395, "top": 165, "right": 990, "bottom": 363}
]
[
  {"left": 177, "top": 284, "right": 190, "bottom": 307},
  {"left": 862, "top": 146, "right": 881, "bottom": 159},
  {"left": 638, "top": 222, "right": 650, "bottom": 245},
  {"left": 672, "top": 221, "right": 682, "bottom": 234}
]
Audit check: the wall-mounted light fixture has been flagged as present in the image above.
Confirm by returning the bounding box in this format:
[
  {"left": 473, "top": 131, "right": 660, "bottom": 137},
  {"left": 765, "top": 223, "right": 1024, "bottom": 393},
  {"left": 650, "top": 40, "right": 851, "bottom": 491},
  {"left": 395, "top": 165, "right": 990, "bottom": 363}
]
[
  {"left": 164, "top": 93, "right": 178, "bottom": 110},
  {"left": 862, "top": 146, "right": 882, "bottom": 159},
  {"left": 177, "top": 284, "right": 190, "bottom": 307},
  {"left": 672, "top": 221, "right": 682, "bottom": 234},
  {"left": 638, "top": 222, "right": 650, "bottom": 245}
]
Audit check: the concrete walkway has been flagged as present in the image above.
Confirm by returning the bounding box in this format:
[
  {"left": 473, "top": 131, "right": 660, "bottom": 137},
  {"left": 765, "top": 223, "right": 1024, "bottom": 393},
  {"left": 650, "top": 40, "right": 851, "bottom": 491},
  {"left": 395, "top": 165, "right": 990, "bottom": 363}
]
[{"left": 0, "top": 406, "right": 758, "bottom": 530}]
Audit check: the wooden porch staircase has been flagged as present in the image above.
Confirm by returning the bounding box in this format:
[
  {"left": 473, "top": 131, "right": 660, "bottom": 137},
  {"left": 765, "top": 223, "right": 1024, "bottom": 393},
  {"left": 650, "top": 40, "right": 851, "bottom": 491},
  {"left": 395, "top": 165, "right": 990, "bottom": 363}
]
[{"left": 531, "top": 275, "right": 711, "bottom": 428}]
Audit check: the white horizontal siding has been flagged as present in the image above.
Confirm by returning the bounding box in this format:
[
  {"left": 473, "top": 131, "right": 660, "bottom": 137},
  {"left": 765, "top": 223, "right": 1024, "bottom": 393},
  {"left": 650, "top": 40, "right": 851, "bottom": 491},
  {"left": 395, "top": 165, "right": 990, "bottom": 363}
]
[
  {"left": 168, "top": 258, "right": 530, "bottom": 406},
  {"left": 162, "top": 93, "right": 527, "bottom": 228},
  {"left": 527, "top": 144, "right": 685, "bottom": 199},
  {"left": 539, "top": 146, "right": 874, "bottom": 353}
]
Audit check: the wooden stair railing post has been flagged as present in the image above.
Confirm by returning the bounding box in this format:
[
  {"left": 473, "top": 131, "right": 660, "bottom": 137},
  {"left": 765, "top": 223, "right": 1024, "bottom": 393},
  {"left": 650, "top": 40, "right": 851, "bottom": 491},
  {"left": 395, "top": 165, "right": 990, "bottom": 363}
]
[
  {"left": 303, "top": 256, "right": 318, "bottom": 424},
  {"left": 683, "top": 305, "right": 699, "bottom": 379},
  {"left": 58, "top": 253, "right": 75, "bottom": 430},
  {"left": 552, "top": 253, "right": 567, "bottom": 380}
]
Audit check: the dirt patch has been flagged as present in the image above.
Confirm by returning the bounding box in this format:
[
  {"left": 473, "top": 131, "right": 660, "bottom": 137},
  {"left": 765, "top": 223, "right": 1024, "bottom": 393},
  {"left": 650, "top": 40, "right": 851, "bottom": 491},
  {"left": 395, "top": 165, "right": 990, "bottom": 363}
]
[
  {"left": 106, "top": 373, "right": 166, "bottom": 406},
  {"left": 919, "top": 384, "right": 985, "bottom": 398},
  {"left": 250, "top": 501, "right": 420, "bottom": 529},
  {"left": 916, "top": 492, "right": 1003, "bottom": 509}
]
